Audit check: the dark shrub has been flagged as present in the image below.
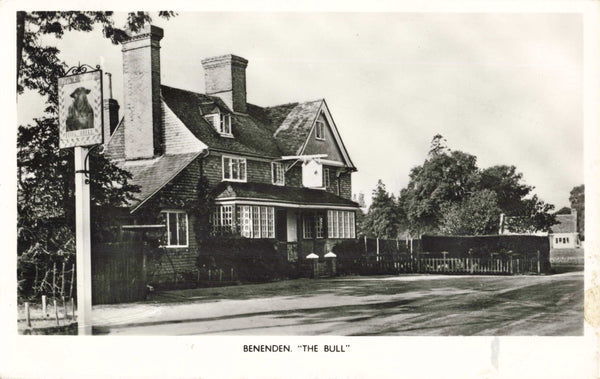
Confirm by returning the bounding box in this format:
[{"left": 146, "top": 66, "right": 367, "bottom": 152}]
[
  {"left": 332, "top": 239, "right": 365, "bottom": 275},
  {"left": 197, "top": 237, "right": 293, "bottom": 283}
]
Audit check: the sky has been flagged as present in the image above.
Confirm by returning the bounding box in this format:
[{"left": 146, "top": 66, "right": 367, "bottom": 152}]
[{"left": 17, "top": 12, "right": 584, "bottom": 210}]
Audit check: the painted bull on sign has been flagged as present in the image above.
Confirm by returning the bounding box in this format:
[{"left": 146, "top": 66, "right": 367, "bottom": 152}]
[{"left": 66, "top": 87, "right": 94, "bottom": 131}]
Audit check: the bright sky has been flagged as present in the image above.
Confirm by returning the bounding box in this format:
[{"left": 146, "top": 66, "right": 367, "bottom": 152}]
[{"left": 17, "top": 12, "right": 583, "bottom": 210}]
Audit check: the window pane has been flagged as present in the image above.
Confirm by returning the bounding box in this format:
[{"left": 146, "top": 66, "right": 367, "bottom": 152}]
[
  {"left": 232, "top": 159, "right": 239, "bottom": 179},
  {"left": 168, "top": 213, "right": 177, "bottom": 245},
  {"left": 328, "top": 211, "right": 333, "bottom": 238},
  {"left": 253, "top": 206, "right": 260, "bottom": 238},
  {"left": 223, "top": 157, "right": 231, "bottom": 179},
  {"left": 178, "top": 213, "right": 187, "bottom": 246},
  {"left": 261, "top": 207, "right": 268, "bottom": 238},
  {"left": 349, "top": 212, "right": 355, "bottom": 238},
  {"left": 268, "top": 207, "right": 274, "bottom": 238},
  {"left": 240, "top": 160, "right": 246, "bottom": 181}
]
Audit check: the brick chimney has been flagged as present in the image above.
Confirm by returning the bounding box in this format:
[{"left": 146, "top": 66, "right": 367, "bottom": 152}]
[
  {"left": 121, "top": 25, "right": 164, "bottom": 159},
  {"left": 201, "top": 55, "right": 248, "bottom": 113}
]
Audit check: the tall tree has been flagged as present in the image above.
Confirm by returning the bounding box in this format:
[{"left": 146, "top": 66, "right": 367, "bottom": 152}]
[
  {"left": 361, "top": 180, "right": 400, "bottom": 239},
  {"left": 401, "top": 140, "right": 479, "bottom": 235},
  {"left": 17, "top": 11, "right": 175, "bottom": 299},
  {"left": 569, "top": 184, "right": 584, "bottom": 240}
]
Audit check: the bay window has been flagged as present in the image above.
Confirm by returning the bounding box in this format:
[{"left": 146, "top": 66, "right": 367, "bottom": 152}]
[
  {"left": 327, "top": 210, "right": 355, "bottom": 239},
  {"left": 236, "top": 205, "right": 275, "bottom": 239}
]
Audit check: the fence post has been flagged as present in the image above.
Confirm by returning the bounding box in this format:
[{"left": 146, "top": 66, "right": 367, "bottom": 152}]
[
  {"left": 69, "top": 264, "right": 75, "bottom": 299},
  {"left": 54, "top": 299, "right": 59, "bottom": 326},
  {"left": 52, "top": 262, "right": 57, "bottom": 299},
  {"left": 376, "top": 238, "right": 380, "bottom": 262},
  {"left": 364, "top": 236, "right": 368, "bottom": 254},
  {"left": 63, "top": 296, "right": 67, "bottom": 320},
  {"left": 25, "top": 302, "right": 31, "bottom": 328},
  {"left": 42, "top": 295, "right": 47, "bottom": 318},
  {"left": 537, "top": 250, "right": 540, "bottom": 274},
  {"left": 61, "top": 262, "right": 66, "bottom": 298}
]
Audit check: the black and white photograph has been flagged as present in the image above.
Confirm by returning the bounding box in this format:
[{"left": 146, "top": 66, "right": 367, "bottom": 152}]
[{"left": 3, "top": 3, "right": 599, "bottom": 379}]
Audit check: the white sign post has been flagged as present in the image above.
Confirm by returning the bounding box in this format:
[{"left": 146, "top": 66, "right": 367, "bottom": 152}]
[
  {"left": 75, "top": 146, "right": 92, "bottom": 335},
  {"left": 58, "top": 65, "right": 104, "bottom": 335}
]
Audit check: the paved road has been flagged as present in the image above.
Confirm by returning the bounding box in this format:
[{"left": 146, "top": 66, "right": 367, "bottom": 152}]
[{"left": 92, "top": 272, "right": 583, "bottom": 336}]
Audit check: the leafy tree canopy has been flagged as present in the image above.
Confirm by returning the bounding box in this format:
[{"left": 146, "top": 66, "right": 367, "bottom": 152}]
[{"left": 399, "top": 135, "right": 556, "bottom": 236}]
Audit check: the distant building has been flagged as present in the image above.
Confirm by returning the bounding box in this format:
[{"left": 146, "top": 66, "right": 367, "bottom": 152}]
[
  {"left": 549, "top": 211, "right": 580, "bottom": 249},
  {"left": 499, "top": 211, "right": 581, "bottom": 249}
]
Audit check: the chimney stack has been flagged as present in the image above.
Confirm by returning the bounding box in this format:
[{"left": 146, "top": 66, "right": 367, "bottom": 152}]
[
  {"left": 121, "top": 24, "right": 164, "bottom": 159},
  {"left": 201, "top": 55, "right": 248, "bottom": 113}
]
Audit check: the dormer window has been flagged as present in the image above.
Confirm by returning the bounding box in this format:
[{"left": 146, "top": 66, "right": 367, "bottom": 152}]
[
  {"left": 205, "top": 112, "right": 232, "bottom": 137},
  {"left": 315, "top": 120, "right": 325, "bottom": 140}
]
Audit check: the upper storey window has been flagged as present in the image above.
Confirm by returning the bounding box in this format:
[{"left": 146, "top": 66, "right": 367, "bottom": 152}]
[
  {"left": 272, "top": 162, "right": 285, "bottom": 186},
  {"left": 205, "top": 112, "right": 232, "bottom": 137},
  {"left": 223, "top": 156, "right": 247, "bottom": 182},
  {"left": 315, "top": 120, "right": 325, "bottom": 140}
]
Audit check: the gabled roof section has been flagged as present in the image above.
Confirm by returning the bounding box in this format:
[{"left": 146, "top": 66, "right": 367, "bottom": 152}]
[
  {"left": 263, "top": 100, "right": 323, "bottom": 156},
  {"left": 161, "top": 85, "right": 282, "bottom": 158},
  {"left": 213, "top": 181, "right": 359, "bottom": 208},
  {"left": 115, "top": 152, "right": 202, "bottom": 212},
  {"left": 551, "top": 214, "right": 577, "bottom": 234}
]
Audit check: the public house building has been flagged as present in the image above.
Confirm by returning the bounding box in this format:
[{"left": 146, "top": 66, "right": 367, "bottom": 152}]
[{"left": 103, "top": 25, "right": 359, "bottom": 282}]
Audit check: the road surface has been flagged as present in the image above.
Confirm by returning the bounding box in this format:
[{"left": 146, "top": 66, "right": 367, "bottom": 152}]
[{"left": 92, "top": 271, "right": 583, "bottom": 336}]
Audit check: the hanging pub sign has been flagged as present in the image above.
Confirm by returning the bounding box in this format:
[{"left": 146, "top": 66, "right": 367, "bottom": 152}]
[{"left": 58, "top": 66, "right": 103, "bottom": 148}]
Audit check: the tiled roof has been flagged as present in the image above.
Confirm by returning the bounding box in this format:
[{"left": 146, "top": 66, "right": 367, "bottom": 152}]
[
  {"left": 213, "top": 181, "right": 359, "bottom": 208},
  {"left": 551, "top": 214, "right": 577, "bottom": 234},
  {"left": 265, "top": 100, "right": 323, "bottom": 156},
  {"left": 161, "top": 85, "right": 283, "bottom": 157},
  {"left": 115, "top": 152, "right": 201, "bottom": 210}
]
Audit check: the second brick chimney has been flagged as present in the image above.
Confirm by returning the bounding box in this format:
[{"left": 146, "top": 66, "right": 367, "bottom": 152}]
[
  {"left": 121, "top": 25, "right": 164, "bottom": 159},
  {"left": 201, "top": 55, "right": 248, "bottom": 114}
]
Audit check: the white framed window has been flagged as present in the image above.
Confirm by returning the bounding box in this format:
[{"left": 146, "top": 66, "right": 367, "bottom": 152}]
[
  {"left": 323, "top": 167, "right": 330, "bottom": 188},
  {"left": 222, "top": 156, "right": 247, "bottom": 182},
  {"left": 272, "top": 162, "right": 285, "bottom": 185},
  {"left": 315, "top": 120, "right": 325, "bottom": 140},
  {"left": 205, "top": 112, "right": 232, "bottom": 136},
  {"left": 327, "top": 210, "right": 356, "bottom": 239},
  {"left": 160, "top": 211, "right": 188, "bottom": 248},
  {"left": 236, "top": 205, "right": 275, "bottom": 238}
]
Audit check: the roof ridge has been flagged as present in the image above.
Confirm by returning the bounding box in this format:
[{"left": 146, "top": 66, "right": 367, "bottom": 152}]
[{"left": 264, "top": 99, "right": 323, "bottom": 109}]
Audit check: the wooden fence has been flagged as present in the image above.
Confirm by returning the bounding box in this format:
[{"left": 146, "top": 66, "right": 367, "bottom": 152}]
[
  {"left": 91, "top": 240, "right": 147, "bottom": 304},
  {"left": 336, "top": 236, "right": 549, "bottom": 275},
  {"left": 362, "top": 254, "right": 544, "bottom": 275}
]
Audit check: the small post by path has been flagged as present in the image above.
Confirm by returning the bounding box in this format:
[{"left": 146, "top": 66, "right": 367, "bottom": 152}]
[
  {"left": 537, "top": 250, "right": 541, "bottom": 274},
  {"left": 25, "top": 302, "right": 31, "bottom": 328}
]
